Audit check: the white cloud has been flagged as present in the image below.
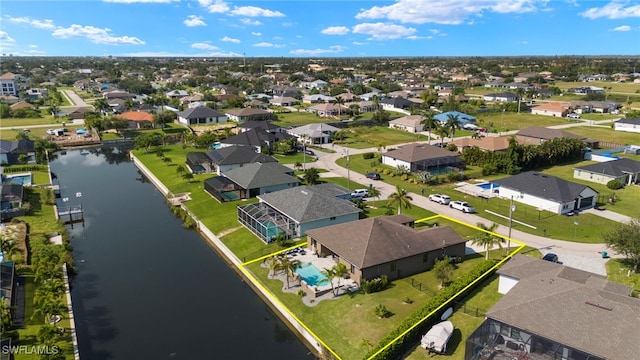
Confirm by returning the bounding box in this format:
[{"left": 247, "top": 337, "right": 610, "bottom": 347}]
[
  {"left": 230, "top": 6, "right": 285, "bottom": 17},
  {"left": 352, "top": 22, "right": 417, "bottom": 40},
  {"left": 321, "top": 26, "right": 350, "bottom": 35},
  {"left": 251, "top": 32, "right": 262, "bottom": 36},
  {"left": 611, "top": 25, "right": 631, "bottom": 31},
  {"left": 184, "top": 15, "right": 206, "bottom": 27},
  {"left": 0, "top": 31, "right": 15, "bottom": 44},
  {"left": 103, "top": 0, "right": 177, "bottom": 3},
  {"left": 8, "top": 16, "right": 56, "bottom": 30},
  {"left": 289, "top": 45, "right": 346, "bottom": 56},
  {"left": 352, "top": 41, "right": 367, "bottom": 45},
  {"left": 429, "top": 29, "right": 440, "bottom": 34},
  {"left": 191, "top": 42, "right": 220, "bottom": 50},
  {"left": 125, "top": 50, "right": 242, "bottom": 57},
  {"left": 356, "top": 0, "right": 540, "bottom": 25},
  {"left": 221, "top": 36, "right": 240, "bottom": 43},
  {"left": 253, "top": 42, "right": 285, "bottom": 48},
  {"left": 581, "top": 1, "right": 640, "bottom": 19},
  {"left": 240, "top": 18, "right": 262, "bottom": 26},
  {"left": 407, "top": 35, "right": 432, "bottom": 40},
  {"left": 522, "top": 40, "right": 529, "bottom": 44},
  {"left": 198, "top": 0, "right": 230, "bottom": 13},
  {"left": 52, "top": 25, "right": 145, "bottom": 45}
]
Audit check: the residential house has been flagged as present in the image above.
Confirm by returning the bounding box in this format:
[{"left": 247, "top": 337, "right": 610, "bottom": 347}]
[
  {"left": 244, "top": 99, "right": 269, "bottom": 109},
  {"left": 530, "top": 102, "right": 570, "bottom": 117},
  {"left": 379, "top": 97, "right": 416, "bottom": 113},
  {"left": 613, "top": 117, "right": 640, "bottom": 133},
  {"left": 177, "top": 106, "right": 227, "bottom": 125},
  {"left": 25, "top": 88, "right": 48, "bottom": 100},
  {"left": 220, "top": 128, "right": 291, "bottom": 153},
  {"left": 570, "top": 100, "right": 619, "bottom": 114},
  {"left": 306, "top": 215, "right": 467, "bottom": 283},
  {"left": 382, "top": 143, "right": 463, "bottom": 173},
  {"left": 188, "top": 146, "right": 278, "bottom": 175},
  {"left": 225, "top": 108, "right": 273, "bottom": 122},
  {"left": 450, "top": 136, "right": 510, "bottom": 153},
  {"left": 116, "top": 111, "right": 154, "bottom": 129},
  {"left": 0, "top": 73, "right": 18, "bottom": 96},
  {"left": 466, "top": 254, "right": 638, "bottom": 360},
  {"left": 204, "top": 162, "right": 299, "bottom": 202},
  {"left": 574, "top": 158, "right": 640, "bottom": 186},
  {"left": 515, "top": 126, "right": 596, "bottom": 147},
  {"left": 0, "top": 140, "right": 36, "bottom": 165},
  {"left": 483, "top": 92, "right": 518, "bottom": 102},
  {"left": 66, "top": 107, "right": 91, "bottom": 120},
  {"left": 0, "top": 184, "right": 25, "bottom": 221},
  {"left": 166, "top": 90, "right": 189, "bottom": 99},
  {"left": 493, "top": 171, "right": 598, "bottom": 214},
  {"left": 306, "top": 103, "right": 346, "bottom": 118},
  {"left": 269, "top": 96, "right": 299, "bottom": 107},
  {"left": 302, "top": 94, "right": 335, "bottom": 104},
  {"left": 103, "top": 90, "right": 135, "bottom": 101},
  {"left": 9, "top": 101, "right": 35, "bottom": 111},
  {"left": 433, "top": 111, "right": 476, "bottom": 125},
  {"left": 237, "top": 184, "right": 362, "bottom": 243},
  {"left": 237, "top": 120, "right": 281, "bottom": 134},
  {"left": 388, "top": 115, "right": 424, "bottom": 133},
  {"left": 286, "top": 123, "right": 340, "bottom": 145}
]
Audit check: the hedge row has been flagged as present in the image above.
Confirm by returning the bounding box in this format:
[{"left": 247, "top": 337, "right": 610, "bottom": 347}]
[
  {"left": 2, "top": 164, "right": 49, "bottom": 173},
  {"left": 364, "top": 259, "right": 498, "bottom": 360}
]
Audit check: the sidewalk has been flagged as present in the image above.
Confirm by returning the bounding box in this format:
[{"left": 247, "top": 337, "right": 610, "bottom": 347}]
[{"left": 312, "top": 141, "right": 619, "bottom": 276}]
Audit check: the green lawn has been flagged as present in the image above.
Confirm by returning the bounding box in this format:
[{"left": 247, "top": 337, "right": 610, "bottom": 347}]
[
  {"left": 333, "top": 126, "right": 431, "bottom": 149},
  {"left": 0, "top": 115, "right": 64, "bottom": 128},
  {"left": 564, "top": 125, "right": 640, "bottom": 146},
  {"left": 553, "top": 81, "right": 640, "bottom": 94},
  {"left": 337, "top": 154, "right": 620, "bottom": 243},
  {"left": 605, "top": 259, "right": 640, "bottom": 292},
  {"left": 474, "top": 112, "right": 570, "bottom": 133}
]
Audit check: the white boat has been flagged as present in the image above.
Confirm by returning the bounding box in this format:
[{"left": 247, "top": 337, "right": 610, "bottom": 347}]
[{"left": 420, "top": 320, "right": 454, "bottom": 354}]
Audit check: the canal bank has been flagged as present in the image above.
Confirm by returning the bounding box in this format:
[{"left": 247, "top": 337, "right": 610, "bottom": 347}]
[{"left": 129, "top": 152, "right": 323, "bottom": 357}]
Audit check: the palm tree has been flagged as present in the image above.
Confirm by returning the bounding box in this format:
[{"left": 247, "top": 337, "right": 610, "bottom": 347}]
[
  {"left": 435, "top": 126, "right": 449, "bottom": 147},
  {"left": 175, "top": 164, "right": 186, "bottom": 178},
  {"left": 368, "top": 186, "right": 381, "bottom": 202},
  {"left": 279, "top": 256, "right": 301, "bottom": 289},
  {"left": 444, "top": 113, "right": 460, "bottom": 142},
  {"left": 334, "top": 96, "right": 344, "bottom": 117},
  {"left": 268, "top": 255, "right": 284, "bottom": 277},
  {"left": 515, "top": 88, "right": 525, "bottom": 113},
  {"left": 321, "top": 267, "right": 337, "bottom": 295},
  {"left": 420, "top": 110, "right": 439, "bottom": 145},
  {"left": 124, "top": 98, "right": 136, "bottom": 111},
  {"left": 0, "top": 238, "right": 22, "bottom": 262},
  {"left": 471, "top": 222, "right": 505, "bottom": 260},
  {"left": 387, "top": 185, "right": 412, "bottom": 214},
  {"left": 304, "top": 168, "right": 320, "bottom": 185},
  {"left": 332, "top": 263, "right": 348, "bottom": 294},
  {"left": 92, "top": 98, "right": 111, "bottom": 116},
  {"left": 372, "top": 94, "right": 380, "bottom": 111}
]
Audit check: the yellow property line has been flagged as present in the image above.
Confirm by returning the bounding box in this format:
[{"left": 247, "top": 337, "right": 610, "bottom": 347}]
[{"left": 239, "top": 215, "right": 526, "bottom": 360}]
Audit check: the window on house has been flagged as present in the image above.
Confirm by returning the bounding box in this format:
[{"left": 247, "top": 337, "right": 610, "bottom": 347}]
[
  {"left": 330, "top": 216, "right": 336, "bottom": 220},
  {"left": 350, "top": 264, "right": 355, "bottom": 273}
]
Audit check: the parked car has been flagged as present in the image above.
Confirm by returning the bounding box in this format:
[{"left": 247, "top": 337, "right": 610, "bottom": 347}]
[
  {"left": 366, "top": 172, "right": 381, "bottom": 180},
  {"left": 350, "top": 189, "right": 369, "bottom": 199},
  {"left": 449, "top": 201, "right": 475, "bottom": 213},
  {"left": 567, "top": 113, "right": 580, "bottom": 119},
  {"left": 304, "top": 149, "right": 315, "bottom": 156},
  {"left": 428, "top": 194, "right": 451, "bottom": 205},
  {"left": 542, "top": 253, "right": 559, "bottom": 263},
  {"left": 462, "top": 123, "right": 478, "bottom": 131}
]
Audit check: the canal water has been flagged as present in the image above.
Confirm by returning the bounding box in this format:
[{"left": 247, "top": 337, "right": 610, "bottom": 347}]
[{"left": 51, "top": 146, "right": 312, "bottom": 360}]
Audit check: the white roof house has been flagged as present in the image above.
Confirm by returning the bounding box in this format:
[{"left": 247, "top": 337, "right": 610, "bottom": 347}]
[{"left": 286, "top": 123, "right": 340, "bottom": 144}]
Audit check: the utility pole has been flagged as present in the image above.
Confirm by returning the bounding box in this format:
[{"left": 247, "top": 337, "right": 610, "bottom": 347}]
[{"left": 507, "top": 195, "right": 515, "bottom": 253}]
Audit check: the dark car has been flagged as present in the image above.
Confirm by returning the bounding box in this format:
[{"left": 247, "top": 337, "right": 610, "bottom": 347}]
[
  {"left": 542, "top": 253, "right": 559, "bottom": 263},
  {"left": 366, "top": 172, "right": 381, "bottom": 180},
  {"left": 303, "top": 149, "right": 315, "bottom": 156}
]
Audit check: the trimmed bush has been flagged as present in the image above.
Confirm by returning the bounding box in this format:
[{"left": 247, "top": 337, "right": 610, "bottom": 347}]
[
  {"left": 363, "top": 152, "right": 375, "bottom": 159},
  {"left": 361, "top": 275, "right": 390, "bottom": 294},
  {"left": 607, "top": 179, "right": 623, "bottom": 190}
]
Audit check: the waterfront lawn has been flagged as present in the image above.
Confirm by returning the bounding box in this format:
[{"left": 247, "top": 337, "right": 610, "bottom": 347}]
[{"left": 244, "top": 251, "right": 507, "bottom": 360}]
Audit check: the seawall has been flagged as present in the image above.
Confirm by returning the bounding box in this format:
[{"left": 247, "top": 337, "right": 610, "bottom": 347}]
[{"left": 129, "top": 152, "right": 322, "bottom": 356}]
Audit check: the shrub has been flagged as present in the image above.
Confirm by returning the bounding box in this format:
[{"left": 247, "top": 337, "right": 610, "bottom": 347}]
[
  {"left": 370, "top": 160, "right": 380, "bottom": 167},
  {"left": 375, "top": 304, "right": 391, "bottom": 318},
  {"left": 361, "top": 275, "right": 390, "bottom": 294},
  {"left": 607, "top": 179, "right": 623, "bottom": 190},
  {"left": 363, "top": 152, "right": 375, "bottom": 159}
]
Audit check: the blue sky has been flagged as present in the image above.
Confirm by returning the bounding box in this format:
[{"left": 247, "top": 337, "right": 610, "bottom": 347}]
[{"left": 1, "top": 0, "right": 639, "bottom": 57}]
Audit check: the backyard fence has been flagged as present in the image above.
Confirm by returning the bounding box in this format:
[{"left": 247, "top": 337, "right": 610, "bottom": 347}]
[
  {"left": 408, "top": 278, "right": 438, "bottom": 296},
  {"left": 453, "top": 301, "right": 487, "bottom": 318}
]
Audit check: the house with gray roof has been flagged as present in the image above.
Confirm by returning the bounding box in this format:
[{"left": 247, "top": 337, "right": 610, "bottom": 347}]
[
  {"left": 613, "top": 117, "right": 640, "bottom": 133},
  {"left": 574, "top": 158, "right": 640, "bottom": 186},
  {"left": 225, "top": 108, "right": 273, "bottom": 122},
  {"left": 494, "top": 171, "right": 598, "bottom": 214},
  {"left": 177, "top": 106, "right": 227, "bottom": 125},
  {"left": 220, "top": 128, "right": 292, "bottom": 153},
  {"left": 198, "top": 145, "right": 277, "bottom": 175},
  {"left": 382, "top": 143, "right": 463, "bottom": 173},
  {"left": 286, "top": 123, "right": 340, "bottom": 144},
  {"left": 0, "top": 139, "right": 36, "bottom": 165},
  {"left": 306, "top": 216, "right": 466, "bottom": 283},
  {"left": 237, "top": 184, "right": 361, "bottom": 243},
  {"left": 515, "top": 126, "right": 597, "bottom": 148},
  {"left": 466, "top": 254, "right": 639, "bottom": 360},
  {"left": 203, "top": 162, "right": 299, "bottom": 202}
]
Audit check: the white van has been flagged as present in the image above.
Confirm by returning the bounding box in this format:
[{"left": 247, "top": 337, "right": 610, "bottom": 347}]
[{"left": 350, "top": 189, "right": 369, "bottom": 199}]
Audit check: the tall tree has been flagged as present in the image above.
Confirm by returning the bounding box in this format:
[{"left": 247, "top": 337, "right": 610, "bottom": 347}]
[
  {"left": 603, "top": 218, "right": 640, "bottom": 272},
  {"left": 92, "top": 98, "right": 111, "bottom": 116},
  {"left": 387, "top": 185, "right": 412, "bottom": 214},
  {"left": 433, "top": 259, "right": 454, "bottom": 288},
  {"left": 444, "top": 113, "right": 460, "bottom": 142},
  {"left": 279, "top": 256, "right": 301, "bottom": 289},
  {"left": 471, "top": 223, "right": 505, "bottom": 259},
  {"left": 304, "top": 167, "right": 320, "bottom": 185},
  {"left": 420, "top": 110, "right": 439, "bottom": 145},
  {"left": 334, "top": 96, "right": 344, "bottom": 117}
]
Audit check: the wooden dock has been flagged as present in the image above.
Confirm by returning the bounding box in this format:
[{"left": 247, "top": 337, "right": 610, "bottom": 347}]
[{"left": 56, "top": 205, "right": 85, "bottom": 228}]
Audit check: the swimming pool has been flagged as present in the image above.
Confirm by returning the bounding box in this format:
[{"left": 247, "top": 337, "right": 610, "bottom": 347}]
[
  {"left": 476, "top": 182, "right": 499, "bottom": 190},
  {"left": 295, "top": 263, "right": 329, "bottom": 287},
  {"left": 2, "top": 173, "right": 33, "bottom": 186}
]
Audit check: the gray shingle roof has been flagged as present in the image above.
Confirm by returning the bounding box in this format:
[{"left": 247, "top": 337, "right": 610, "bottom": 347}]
[
  {"left": 221, "top": 163, "right": 299, "bottom": 189},
  {"left": 220, "top": 128, "right": 278, "bottom": 147},
  {"left": 516, "top": 126, "right": 585, "bottom": 140},
  {"left": 257, "top": 185, "right": 361, "bottom": 224},
  {"left": 178, "top": 106, "right": 226, "bottom": 119},
  {"left": 615, "top": 117, "right": 640, "bottom": 125},
  {"left": 494, "top": 171, "right": 596, "bottom": 203},
  {"left": 383, "top": 143, "right": 461, "bottom": 164},
  {"left": 206, "top": 145, "right": 277, "bottom": 165},
  {"left": 305, "top": 217, "right": 467, "bottom": 268},
  {"left": 490, "top": 255, "right": 639, "bottom": 359},
  {"left": 575, "top": 158, "right": 640, "bottom": 177}
]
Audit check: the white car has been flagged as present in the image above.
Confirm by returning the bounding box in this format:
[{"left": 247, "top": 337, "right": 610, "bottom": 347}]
[
  {"left": 462, "top": 123, "right": 478, "bottom": 131},
  {"left": 350, "top": 189, "right": 369, "bottom": 199},
  {"left": 449, "top": 201, "right": 475, "bottom": 213},
  {"left": 567, "top": 113, "right": 580, "bottom": 119},
  {"left": 428, "top": 194, "right": 451, "bottom": 205}
]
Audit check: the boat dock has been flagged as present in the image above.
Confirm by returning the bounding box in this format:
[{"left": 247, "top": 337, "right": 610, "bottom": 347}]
[{"left": 55, "top": 205, "right": 85, "bottom": 228}]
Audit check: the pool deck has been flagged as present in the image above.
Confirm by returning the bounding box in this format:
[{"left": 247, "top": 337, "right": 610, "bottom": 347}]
[{"left": 455, "top": 181, "right": 499, "bottom": 198}]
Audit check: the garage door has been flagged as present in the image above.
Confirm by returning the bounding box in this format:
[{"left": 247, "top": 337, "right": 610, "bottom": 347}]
[{"left": 579, "top": 197, "right": 594, "bottom": 208}]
